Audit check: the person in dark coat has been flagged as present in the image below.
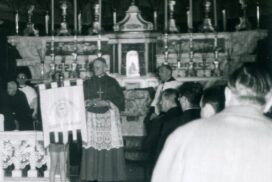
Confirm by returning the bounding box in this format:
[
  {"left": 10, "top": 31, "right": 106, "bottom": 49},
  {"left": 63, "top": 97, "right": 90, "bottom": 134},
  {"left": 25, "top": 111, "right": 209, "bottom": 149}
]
[
  {"left": 80, "top": 57, "right": 126, "bottom": 182},
  {"left": 156, "top": 82, "right": 203, "bottom": 157},
  {"left": 145, "top": 88, "right": 182, "bottom": 178},
  {"left": 5, "top": 81, "right": 33, "bottom": 130}
]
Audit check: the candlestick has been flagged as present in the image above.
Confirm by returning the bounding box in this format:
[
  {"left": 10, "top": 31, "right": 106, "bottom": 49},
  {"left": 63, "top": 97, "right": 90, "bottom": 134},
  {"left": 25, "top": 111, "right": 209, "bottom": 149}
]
[
  {"left": 74, "top": 0, "right": 77, "bottom": 34},
  {"left": 213, "top": 0, "right": 218, "bottom": 30},
  {"left": 189, "top": 0, "right": 193, "bottom": 30},
  {"left": 189, "top": 32, "right": 193, "bottom": 49},
  {"left": 164, "top": 33, "right": 169, "bottom": 63},
  {"left": 15, "top": 10, "right": 19, "bottom": 35},
  {"left": 98, "top": 34, "right": 101, "bottom": 50},
  {"left": 78, "top": 12, "right": 82, "bottom": 34},
  {"left": 257, "top": 2, "right": 260, "bottom": 29},
  {"left": 51, "top": 35, "right": 55, "bottom": 61},
  {"left": 214, "top": 33, "right": 218, "bottom": 48},
  {"left": 74, "top": 35, "right": 77, "bottom": 53},
  {"left": 45, "top": 11, "right": 49, "bottom": 35},
  {"left": 51, "top": 0, "right": 54, "bottom": 34},
  {"left": 222, "top": 9, "right": 226, "bottom": 31},
  {"left": 164, "top": 0, "right": 168, "bottom": 32},
  {"left": 154, "top": 10, "right": 157, "bottom": 31}
]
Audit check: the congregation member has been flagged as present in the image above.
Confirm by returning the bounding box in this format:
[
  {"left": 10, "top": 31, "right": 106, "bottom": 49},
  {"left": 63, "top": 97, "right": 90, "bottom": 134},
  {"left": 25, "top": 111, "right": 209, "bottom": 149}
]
[
  {"left": 152, "top": 63, "right": 272, "bottom": 182},
  {"left": 81, "top": 57, "right": 126, "bottom": 182},
  {"left": 5, "top": 81, "right": 33, "bottom": 130},
  {"left": 155, "top": 82, "right": 202, "bottom": 158},
  {"left": 16, "top": 72, "right": 38, "bottom": 118},
  {"left": 200, "top": 84, "right": 226, "bottom": 118},
  {"left": 144, "top": 88, "right": 182, "bottom": 178}
]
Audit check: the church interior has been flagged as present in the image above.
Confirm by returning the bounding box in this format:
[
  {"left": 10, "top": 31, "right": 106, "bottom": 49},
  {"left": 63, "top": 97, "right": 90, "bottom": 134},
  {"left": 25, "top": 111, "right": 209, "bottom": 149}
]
[{"left": 0, "top": 0, "right": 271, "bottom": 181}]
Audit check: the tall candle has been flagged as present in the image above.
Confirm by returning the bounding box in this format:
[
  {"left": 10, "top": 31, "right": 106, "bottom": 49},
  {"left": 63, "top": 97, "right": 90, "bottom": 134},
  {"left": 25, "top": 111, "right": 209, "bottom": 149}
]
[
  {"left": 74, "top": 0, "right": 77, "bottom": 34},
  {"left": 113, "top": 10, "right": 117, "bottom": 25},
  {"left": 45, "top": 12, "right": 49, "bottom": 35},
  {"left": 189, "top": 0, "right": 193, "bottom": 30},
  {"left": 154, "top": 10, "right": 157, "bottom": 30},
  {"left": 78, "top": 12, "right": 82, "bottom": 34},
  {"left": 213, "top": 0, "right": 218, "bottom": 30},
  {"left": 99, "top": 0, "right": 102, "bottom": 32},
  {"left": 164, "top": 0, "right": 168, "bottom": 32},
  {"left": 15, "top": 10, "right": 19, "bottom": 35},
  {"left": 51, "top": 0, "right": 54, "bottom": 34},
  {"left": 186, "top": 10, "right": 190, "bottom": 31},
  {"left": 257, "top": 2, "right": 260, "bottom": 28},
  {"left": 222, "top": 9, "right": 226, "bottom": 31}
]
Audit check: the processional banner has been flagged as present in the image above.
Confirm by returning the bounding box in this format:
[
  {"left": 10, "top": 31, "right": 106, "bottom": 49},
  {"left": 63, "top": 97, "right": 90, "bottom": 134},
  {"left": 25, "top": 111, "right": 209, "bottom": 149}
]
[{"left": 39, "top": 80, "right": 87, "bottom": 148}]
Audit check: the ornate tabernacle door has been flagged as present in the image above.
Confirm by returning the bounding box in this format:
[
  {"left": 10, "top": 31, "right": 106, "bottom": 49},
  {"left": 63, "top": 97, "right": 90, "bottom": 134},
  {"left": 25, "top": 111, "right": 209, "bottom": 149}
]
[{"left": 39, "top": 79, "right": 87, "bottom": 148}]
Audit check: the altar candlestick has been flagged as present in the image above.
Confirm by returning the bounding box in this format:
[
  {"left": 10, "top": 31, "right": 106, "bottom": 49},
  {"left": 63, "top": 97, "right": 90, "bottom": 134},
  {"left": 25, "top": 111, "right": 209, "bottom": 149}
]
[
  {"left": 51, "top": 35, "right": 55, "bottom": 52},
  {"left": 98, "top": 34, "right": 101, "bottom": 50},
  {"left": 189, "top": 0, "right": 193, "bottom": 30},
  {"left": 214, "top": 34, "right": 218, "bottom": 48},
  {"left": 164, "top": 0, "right": 168, "bottom": 32},
  {"left": 222, "top": 9, "right": 226, "bottom": 31},
  {"left": 257, "top": 2, "right": 260, "bottom": 29},
  {"left": 78, "top": 12, "right": 82, "bottom": 34},
  {"left": 45, "top": 12, "right": 49, "bottom": 35},
  {"left": 15, "top": 10, "right": 19, "bottom": 35},
  {"left": 213, "top": 0, "right": 218, "bottom": 30},
  {"left": 51, "top": 0, "right": 54, "bottom": 34},
  {"left": 74, "top": 0, "right": 77, "bottom": 34},
  {"left": 113, "top": 9, "right": 117, "bottom": 25},
  {"left": 154, "top": 10, "right": 157, "bottom": 30}
]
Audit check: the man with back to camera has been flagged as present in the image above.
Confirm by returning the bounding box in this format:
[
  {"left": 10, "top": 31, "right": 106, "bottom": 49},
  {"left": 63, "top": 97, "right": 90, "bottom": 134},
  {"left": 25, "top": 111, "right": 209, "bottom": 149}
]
[
  {"left": 152, "top": 63, "right": 272, "bottom": 182},
  {"left": 145, "top": 88, "right": 182, "bottom": 178},
  {"left": 156, "top": 82, "right": 203, "bottom": 157},
  {"left": 200, "top": 84, "right": 226, "bottom": 118}
]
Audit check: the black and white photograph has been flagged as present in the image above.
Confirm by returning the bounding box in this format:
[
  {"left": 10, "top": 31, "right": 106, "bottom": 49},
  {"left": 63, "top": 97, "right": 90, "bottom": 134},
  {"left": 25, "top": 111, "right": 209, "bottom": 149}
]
[{"left": 0, "top": 0, "right": 271, "bottom": 182}]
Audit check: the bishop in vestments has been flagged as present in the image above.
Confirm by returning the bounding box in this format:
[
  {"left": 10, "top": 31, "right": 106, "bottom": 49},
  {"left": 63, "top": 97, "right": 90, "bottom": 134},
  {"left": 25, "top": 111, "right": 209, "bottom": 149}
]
[{"left": 80, "top": 57, "right": 126, "bottom": 181}]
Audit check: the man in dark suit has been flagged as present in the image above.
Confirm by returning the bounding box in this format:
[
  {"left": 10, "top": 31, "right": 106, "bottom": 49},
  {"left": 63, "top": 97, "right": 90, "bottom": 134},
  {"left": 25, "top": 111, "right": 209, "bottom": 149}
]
[
  {"left": 156, "top": 82, "right": 203, "bottom": 156},
  {"left": 144, "top": 88, "right": 182, "bottom": 178},
  {"left": 5, "top": 81, "right": 33, "bottom": 130}
]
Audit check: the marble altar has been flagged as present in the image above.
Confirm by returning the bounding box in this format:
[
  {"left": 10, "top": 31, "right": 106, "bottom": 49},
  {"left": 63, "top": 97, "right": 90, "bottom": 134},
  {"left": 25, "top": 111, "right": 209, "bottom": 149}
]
[{"left": 7, "top": 30, "right": 267, "bottom": 84}]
